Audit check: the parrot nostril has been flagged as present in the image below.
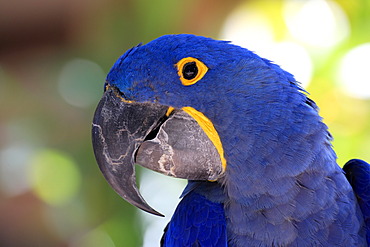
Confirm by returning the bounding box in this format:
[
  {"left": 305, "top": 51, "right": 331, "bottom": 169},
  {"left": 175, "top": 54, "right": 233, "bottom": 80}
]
[{"left": 107, "top": 84, "right": 133, "bottom": 102}]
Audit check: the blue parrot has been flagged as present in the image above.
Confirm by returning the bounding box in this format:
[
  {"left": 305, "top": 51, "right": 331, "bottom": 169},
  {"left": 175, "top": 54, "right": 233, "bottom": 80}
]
[{"left": 92, "top": 34, "right": 370, "bottom": 246}]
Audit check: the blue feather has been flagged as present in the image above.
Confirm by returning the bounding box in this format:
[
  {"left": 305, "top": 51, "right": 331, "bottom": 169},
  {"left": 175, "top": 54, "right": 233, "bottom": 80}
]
[
  {"left": 343, "top": 159, "right": 370, "bottom": 244},
  {"left": 161, "top": 191, "right": 227, "bottom": 247},
  {"left": 106, "top": 34, "right": 368, "bottom": 246}
]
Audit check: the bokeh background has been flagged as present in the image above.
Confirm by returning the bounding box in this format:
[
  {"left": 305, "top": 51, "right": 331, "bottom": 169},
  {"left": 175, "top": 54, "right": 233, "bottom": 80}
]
[{"left": 1, "top": 0, "right": 370, "bottom": 246}]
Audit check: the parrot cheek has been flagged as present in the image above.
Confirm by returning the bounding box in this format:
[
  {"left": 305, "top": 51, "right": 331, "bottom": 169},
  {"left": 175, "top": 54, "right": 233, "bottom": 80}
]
[{"left": 92, "top": 87, "right": 225, "bottom": 216}]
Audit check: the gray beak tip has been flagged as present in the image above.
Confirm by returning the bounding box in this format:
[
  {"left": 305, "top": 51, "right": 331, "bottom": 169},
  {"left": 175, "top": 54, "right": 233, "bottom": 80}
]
[
  {"left": 92, "top": 88, "right": 168, "bottom": 217},
  {"left": 92, "top": 87, "right": 224, "bottom": 216}
]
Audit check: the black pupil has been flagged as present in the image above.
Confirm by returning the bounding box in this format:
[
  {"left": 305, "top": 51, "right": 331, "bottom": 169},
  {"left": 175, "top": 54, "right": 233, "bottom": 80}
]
[{"left": 182, "top": 62, "right": 198, "bottom": 80}]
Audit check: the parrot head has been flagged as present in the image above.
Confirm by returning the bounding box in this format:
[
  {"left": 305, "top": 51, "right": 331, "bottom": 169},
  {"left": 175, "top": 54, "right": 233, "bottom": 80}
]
[{"left": 92, "top": 34, "right": 313, "bottom": 216}]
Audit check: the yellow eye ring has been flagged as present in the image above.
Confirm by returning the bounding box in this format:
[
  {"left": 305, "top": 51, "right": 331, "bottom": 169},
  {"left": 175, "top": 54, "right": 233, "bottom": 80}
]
[{"left": 176, "top": 57, "right": 208, "bottom": 86}]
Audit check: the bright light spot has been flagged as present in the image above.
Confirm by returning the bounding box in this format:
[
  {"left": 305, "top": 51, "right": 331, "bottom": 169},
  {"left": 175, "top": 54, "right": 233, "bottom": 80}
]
[
  {"left": 284, "top": 0, "right": 350, "bottom": 48},
  {"left": 337, "top": 43, "right": 370, "bottom": 99},
  {"left": 0, "top": 145, "right": 33, "bottom": 196},
  {"left": 58, "top": 59, "right": 105, "bottom": 108},
  {"left": 267, "top": 42, "right": 313, "bottom": 88},
  {"left": 220, "top": 4, "right": 313, "bottom": 87},
  {"left": 29, "top": 149, "right": 81, "bottom": 205},
  {"left": 70, "top": 228, "right": 116, "bottom": 247},
  {"left": 139, "top": 169, "right": 186, "bottom": 247},
  {"left": 220, "top": 7, "right": 274, "bottom": 53}
]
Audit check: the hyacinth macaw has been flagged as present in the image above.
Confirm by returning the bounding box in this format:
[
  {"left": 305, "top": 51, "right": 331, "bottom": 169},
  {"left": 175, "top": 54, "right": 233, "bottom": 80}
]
[{"left": 92, "top": 34, "right": 370, "bottom": 246}]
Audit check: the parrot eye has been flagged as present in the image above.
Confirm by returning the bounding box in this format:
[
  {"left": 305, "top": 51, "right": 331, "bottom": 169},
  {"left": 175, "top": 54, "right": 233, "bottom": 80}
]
[
  {"left": 176, "top": 57, "right": 208, "bottom": 86},
  {"left": 183, "top": 62, "right": 198, "bottom": 80}
]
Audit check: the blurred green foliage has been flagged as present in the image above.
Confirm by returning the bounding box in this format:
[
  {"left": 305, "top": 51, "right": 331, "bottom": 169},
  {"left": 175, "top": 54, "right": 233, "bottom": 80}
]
[{"left": 0, "top": 0, "right": 369, "bottom": 246}]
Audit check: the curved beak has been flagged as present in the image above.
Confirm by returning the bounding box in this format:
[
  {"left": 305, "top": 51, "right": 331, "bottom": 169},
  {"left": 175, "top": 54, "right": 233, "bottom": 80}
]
[{"left": 92, "top": 87, "right": 224, "bottom": 216}]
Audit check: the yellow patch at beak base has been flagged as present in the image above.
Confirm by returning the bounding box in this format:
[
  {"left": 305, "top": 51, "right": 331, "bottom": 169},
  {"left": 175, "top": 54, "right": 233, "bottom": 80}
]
[{"left": 182, "top": 107, "right": 227, "bottom": 174}]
